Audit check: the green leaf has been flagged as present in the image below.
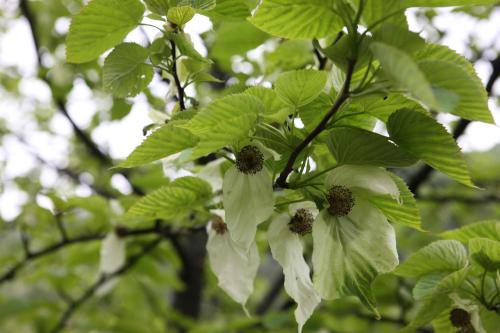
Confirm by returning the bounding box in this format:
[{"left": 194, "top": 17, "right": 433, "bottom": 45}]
[
  {"left": 126, "top": 176, "right": 212, "bottom": 220},
  {"left": 395, "top": 240, "right": 468, "bottom": 278},
  {"left": 249, "top": 0, "right": 343, "bottom": 39},
  {"left": 110, "top": 98, "right": 133, "bottom": 120},
  {"left": 367, "top": 173, "right": 422, "bottom": 230},
  {"left": 264, "top": 40, "right": 314, "bottom": 74},
  {"left": 178, "top": 0, "right": 216, "bottom": 10},
  {"left": 403, "top": 267, "right": 470, "bottom": 332},
  {"left": 402, "top": 0, "right": 499, "bottom": 7},
  {"left": 274, "top": 69, "right": 327, "bottom": 107},
  {"left": 362, "top": 0, "right": 408, "bottom": 28},
  {"left": 387, "top": 108, "right": 474, "bottom": 187},
  {"left": 372, "top": 23, "right": 425, "bottom": 54},
  {"left": 144, "top": 0, "right": 170, "bottom": 16},
  {"left": 440, "top": 220, "right": 500, "bottom": 243},
  {"left": 204, "top": 0, "right": 250, "bottom": 21},
  {"left": 182, "top": 94, "right": 262, "bottom": 158},
  {"left": 468, "top": 238, "right": 500, "bottom": 271},
  {"left": 370, "top": 42, "right": 438, "bottom": 110},
  {"left": 66, "top": 0, "right": 145, "bottom": 63},
  {"left": 167, "top": 6, "right": 195, "bottom": 25},
  {"left": 351, "top": 93, "right": 424, "bottom": 122},
  {"left": 312, "top": 198, "right": 399, "bottom": 316},
  {"left": 103, "top": 43, "right": 153, "bottom": 98},
  {"left": 166, "top": 32, "right": 211, "bottom": 63},
  {"left": 244, "top": 86, "right": 290, "bottom": 120},
  {"left": 327, "top": 127, "right": 417, "bottom": 167},
  {"left": 119, "top": 121, "right": 199, "bottom": 168},
  {"left": 418, "top": 60, "right": 493, "bottom": 123}
]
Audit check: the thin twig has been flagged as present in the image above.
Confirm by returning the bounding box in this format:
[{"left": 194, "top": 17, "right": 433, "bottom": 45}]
[
  {"left": 169, "top": 39, "right": 186, "bottom": 110},
  {"left": 49, "top": 237, "right": 163, "bottom": 333},
  {"left": 274, "top": 60, "right": 356, "bottom": 188}
]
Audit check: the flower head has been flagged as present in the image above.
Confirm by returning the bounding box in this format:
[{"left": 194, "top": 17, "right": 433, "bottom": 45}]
[
  {"left": 235, "top": 145, "right": 264, "bottom": 174},
  {"left": 312, "top": 165, "right": 400, "bottom": 316}
]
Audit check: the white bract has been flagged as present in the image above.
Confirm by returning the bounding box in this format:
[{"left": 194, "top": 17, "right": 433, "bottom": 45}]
[
  {"left": 268, "top": 201, "right": 320, "bottom": 333},
  {"left": 97, "top": 231, "right": 126, "bottom": 295},
  {"left": 222, "top": 144, "right": 274, "bottom": 250},
  {"left": 206, "top": 210, "right": 259, "bottom": 316},
  {"left": 312, "top": 165, "right": 400, "bottom": 316}
]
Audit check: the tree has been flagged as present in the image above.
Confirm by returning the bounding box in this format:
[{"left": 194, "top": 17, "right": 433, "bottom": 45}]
[{"left": 0, "top": 0, "right": 499, "bottom": 332}]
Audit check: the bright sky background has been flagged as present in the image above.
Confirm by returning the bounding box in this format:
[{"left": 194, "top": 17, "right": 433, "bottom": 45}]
[{"left": 0, "top": 4, "right": 499, "bottom": 221}]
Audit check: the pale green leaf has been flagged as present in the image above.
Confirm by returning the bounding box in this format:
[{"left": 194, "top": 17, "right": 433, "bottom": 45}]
[
  {"left": 66, "top": 0, "right": 145, "bottom": 63},
  {"left": 144, "top": 0, "right": 170, "bottom": 16},
  {"left": 403, "top": 0, "right": 499, "bottom": 7},
  {"left": 403, "top": 267, "right": 470, "bottom": 332},
  {"left": 372, "top": 23, "right": 425, "bottom": 54},
  {"left": 103, "top": 43, "right": 153, "bottom": 98},
  {"left": 249, "top": 0, "right": 343, "bottom": 39},
  {"left": 167, "top": 32, "right": 211, "bottom": 63},
  {"left": 183, "top": 94, "right": 262, "bottom": 158},
  {"left": 395, "top": 240, "right": 468, "bottom": 278},
  {"left": 244, "top": 86, "right": 290, "bottom": 119},
  {"left": 419, "top": 60, "right": 493, "bottom": 123},
  {"left": 440, "top": 220, "right": 500, "bottom": 243},
  {"left": 275, "top": 69, "right": 327, "bottom": 107},
  {"left": 312, "top": 198, "right": 398, "bottom": 315},
  {"left": 204, "top": 0, "right": 250, "bottom": 21},
  {"left": 468, "top": 238, "right": 500, "bottom": 271},
  {"left": 327, "top": 127, "right": 417, "bottom": 167},
  {"left": 387, "top": 108, "right": 474, "bottom": 187},
  {"left": 126, "top": 176, "right": 212, "bottom": 219},
  {"left": 370, "top": 42, "right": 438, "bottom": 110},
  {"left": 367, "top": 173, "right": 423, "bottom": 230},
  {"left": 362, "top": 0, "right": 408, "bottom": 28},
  {"left": 167, "top": 6, "right": 195, "bottom": 25},
  {"left": 351, "top": 93, "right": 425, "bottom": 122},
  {"left": 265, "top": 40, "right": 314, "bottom": 74},
  {"left": 119, "top": 120, "right": 199, "bottom": 168},
  {"left": 178, "top": 0, "right": 216, "bottom": 10}
]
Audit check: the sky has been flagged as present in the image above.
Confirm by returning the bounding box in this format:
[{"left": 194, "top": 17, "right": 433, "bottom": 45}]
[{"left": 0, "top": 4, "right": 499, "bottom": 221}]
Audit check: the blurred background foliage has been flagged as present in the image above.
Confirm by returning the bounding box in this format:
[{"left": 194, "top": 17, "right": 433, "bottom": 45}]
[{"left": 0, "top": 1, "right": 499, "bottom": 332}]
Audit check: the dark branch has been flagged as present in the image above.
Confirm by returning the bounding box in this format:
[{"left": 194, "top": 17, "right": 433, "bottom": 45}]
[
  {"left": 275, "top": 60, "right": 356, "bottom": 188},
  {"left": 0, "top": 223, "right": 195, "bottom": 285},
  {"left": 169, "top": 39, "right": 186, "bottom": 111},
  {"left": 49, "top": 237, "right": 163, "bottom": 333}
]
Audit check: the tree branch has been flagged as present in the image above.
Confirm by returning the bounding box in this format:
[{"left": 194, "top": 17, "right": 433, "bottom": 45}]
[
  {"left": 274, "top": 60, "right": 356, "bottom": 188},
  {"left": 0, "top": 223, "right": 196, "bottom": 285},
  {"left": 169, "top": 39, "right": 186, "bottom": 111},
  {"left": 49, "top": 237, "right": 163, "bottom": 333}
]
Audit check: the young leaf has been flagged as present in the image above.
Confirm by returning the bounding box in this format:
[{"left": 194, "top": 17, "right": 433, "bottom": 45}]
[
  {"left": 274, "top": 69, "right": 327, "bottom": 108},
  {"left": 387, "top": 109, "right": 474, "bottom": 187},
  {"left": 370, "top": 42, "right": 438, "bottom": 110},
  {"left": 144, "top": 0, "right": 170, "bottom": 16},
  {"left": 440, "top": 220, "right": 500, "bottom": 243},
  {"left": 468, "top": 238, "right": 500, "bottom": 271},
  {"left": 167, "top": 6, "right": 196, "bottom": 25},
  {"left": 418, "top": 60, "right": 493, "bottom": 123},
  {"left": 119, "top": 121, "right": 199, "bottom": 168},
  {"left": 103, "top": 43, "right": 153, "bottom": 98},
  {"left": 66, "top": 0, "right": 145, "bottom": 63},
  {"left": 126, "top": 176, "right": 212, "bottom": 220},
  {"left": 249, "top": 0, "right": 343, "bottom": 39},
  {"left": 395, "top": 240, "right": 468, "bottom": 278},
  {"left": 327, "top": 127, "right": 417, "bottom": 167},
  {"left": 367, "top": 173, "right": 423, "bottom": 230},
  {"left": 166, "top": 32, "right": 211, "bottom": 63}
]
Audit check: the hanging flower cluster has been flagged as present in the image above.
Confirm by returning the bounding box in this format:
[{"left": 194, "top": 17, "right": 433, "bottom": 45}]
[{"left": 206, "top": 143, "right": 402, "bottom": 332}]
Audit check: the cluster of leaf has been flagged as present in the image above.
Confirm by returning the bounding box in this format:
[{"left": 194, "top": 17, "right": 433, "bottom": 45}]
[
  {"left": 3, "top": 0, "right": 498, "bottom": 331},
  {"left": 396, "top": 220, "right": 500, "bottom": 332}
]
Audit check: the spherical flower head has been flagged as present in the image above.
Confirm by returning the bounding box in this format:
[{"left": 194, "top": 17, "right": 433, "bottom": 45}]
[
  {"left": 212, "top": 214, "right": 228, "bottom": 235},
  {"left": 449, "top": 308, "right": 472, "bottom": 329},
  {"left": 326, "top": 185, "right": 355, "bottom": 217},
  {"left": 288, "top": 208, "right": 314, "bottom": 236},
  {"left": 235, "top": 145, "right": 264, "bottom": 174}
]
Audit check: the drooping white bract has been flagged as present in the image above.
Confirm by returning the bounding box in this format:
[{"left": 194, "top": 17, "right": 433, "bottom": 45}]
[
  {"left": 222, "top": 150, "right": 274, "bottom": 251},
  {"left": 268, "top": 201, "right": 321, "bottom": 333},
  {"left": 206, "top": 211, "right": 259, "bottom": 316},
  {"left": 96, "top": 231, "right": 126, "bottom": 295},
  {"left": 312, "top": 165, "right": 400, "bottom": 316}
]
